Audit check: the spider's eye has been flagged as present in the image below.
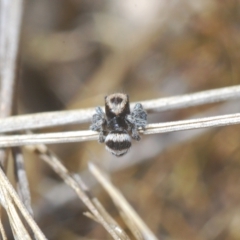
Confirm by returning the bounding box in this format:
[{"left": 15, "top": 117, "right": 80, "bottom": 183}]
[{"left": 110, "top": 97, "right": 123, "bottom": 104}]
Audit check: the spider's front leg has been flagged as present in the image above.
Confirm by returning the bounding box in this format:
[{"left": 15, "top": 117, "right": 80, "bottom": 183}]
[
  {"left": 90, "top": 107, "right": 107, "bottom": 143},
  {"left": 126, "top": 103, "right": 147, "bottom": 141}
]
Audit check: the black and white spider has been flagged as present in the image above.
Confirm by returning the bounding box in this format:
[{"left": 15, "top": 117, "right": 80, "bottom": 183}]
[{"left": 90, "top": 93, "right": 147, "bottom": 157}]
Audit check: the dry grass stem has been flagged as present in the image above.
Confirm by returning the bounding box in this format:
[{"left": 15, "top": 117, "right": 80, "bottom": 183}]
[
  {"left": 0, "top": 167, "right": 47, "bottom": 240},
  {"left": 0, "top": 111, "right": 239, "bottom": 147},
  {"left": 0, "top": 1, "right": 30, "bottom": 239},
  {"left": 0, "top": 85, "right": 239, "bottom": 133},
  {"left": 33, "top": 144, "right": 129, "bottom": 240},
  {"left": 92, "top": 199, "right": 131, "bottom": 240},
  {"left": 0, "top": 183, "right": 31, "bottom": 240},
  {"left": 88, "top": 162, "right": 158, "bottom": 240},
  {"left": 0, "top": 0, "right": 23, "bottom": 117},
  {"left": 119, "top": 211, "right": 144, "bottom": 240},
  {"left": 12, "top": 147, "right": 33, "bottom": 216},
  {"left": 0, "top": 130, "right": 98, "bottom": 147},
  {"left": 142, "top": 84, "right": 240, "bottom": 112},
  {"left": 83, "top": 211, "right": 100, "bottom": 223},
  {"left": 144, "top": 112, "right": 240, "bottom": 134},
  {"left": 0, "top": 216, "right": 7, "bottom": 240},
  {"left": 0, "top": 0, "right": 23, "bottom": 171}
]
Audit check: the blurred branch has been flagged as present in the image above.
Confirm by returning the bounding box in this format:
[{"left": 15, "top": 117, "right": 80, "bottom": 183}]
[
  {"left": 0, "top": 85, "right": 239, "bottom": 133},
  {"left": 0, "top": 1, "right": 33, "bottom": 239},
  {"left": 0, "top": 167, "right": 47, "bottom": 240},
  {"left": 0, "top": 0, "right": 23, "bottom": 168},
  {"left": 91, "top": 198, "right": 131, "bottom": 240},
  {"left": 89, "top": 162, "right": 158, "bottom": 240},
  {"left": 0, "top": 210, "right": 7, "bottom": 240},
  {"left": 0, "top": 112, "right": 239, "bottom": 147},
  {"left": 0, "top": 185, "right": 31, "bottom": 240},
  {"left": 0, "top": 0, "right": 23, "bottom": 115},
  {"left": 0, "top": 0, "right": 33, "bottom": 228},
  {"left": 33, "top": 144, "right": 130, "bottom": 240},
  {"left": 12, "top": 147, "right": 33, "bottom": 216}
]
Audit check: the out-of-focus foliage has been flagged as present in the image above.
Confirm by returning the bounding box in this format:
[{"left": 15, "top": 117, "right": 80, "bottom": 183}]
[{"left": 16, "top": 0, "right": 240, "bottom": 239}]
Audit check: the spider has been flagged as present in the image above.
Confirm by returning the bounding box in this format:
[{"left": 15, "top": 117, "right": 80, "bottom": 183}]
[{"left": 90, "top": 93, "right": 147, "bottom": 157}]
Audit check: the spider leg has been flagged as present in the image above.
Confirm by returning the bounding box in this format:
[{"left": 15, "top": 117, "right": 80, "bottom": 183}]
[
  {"left": 126, "top": 115, "right": 141, "bottom": 141},
  {"left": 98, "top": 131, "right": 106, "bottom": 143},
  {"left": 131, "top": 103, "right": 147, "bottom": 129},
  {"left": 131, "top": 127, "right": 141, "bottom": 141},
  {"left": 90, "top": 107, "right": 107, "bottom": 143},
  {"left": 125, "top": 103, "right": 147, "bottom": 141}
]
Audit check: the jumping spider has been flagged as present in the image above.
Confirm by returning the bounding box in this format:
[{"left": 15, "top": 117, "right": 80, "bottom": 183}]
[{"left": 90, "top": 93, "right": 147, "bottom": 157}]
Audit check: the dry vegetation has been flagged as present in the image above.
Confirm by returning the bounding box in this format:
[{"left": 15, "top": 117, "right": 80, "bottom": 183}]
[{"left": 1, "top": 0, "right": 240, "bottom": 239}]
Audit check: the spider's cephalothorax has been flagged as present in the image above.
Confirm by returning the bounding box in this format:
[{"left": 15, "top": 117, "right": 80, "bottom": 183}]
[{"left": 90, "top": 93, "right": 147, "bottom": 157}]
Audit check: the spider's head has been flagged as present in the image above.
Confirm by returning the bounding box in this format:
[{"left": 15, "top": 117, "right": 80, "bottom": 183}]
[{"left": 105, "top": 93, "right": 130, "bottom": 118}]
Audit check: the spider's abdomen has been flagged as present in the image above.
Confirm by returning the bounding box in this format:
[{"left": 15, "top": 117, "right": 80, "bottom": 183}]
[{"left": 105, "top": 130, "right": 131, "bottom": 157}]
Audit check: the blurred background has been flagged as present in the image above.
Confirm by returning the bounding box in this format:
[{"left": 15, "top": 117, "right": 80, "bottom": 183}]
[{"left": 16, "top": 0, "right": 240, "bottom": 239}]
